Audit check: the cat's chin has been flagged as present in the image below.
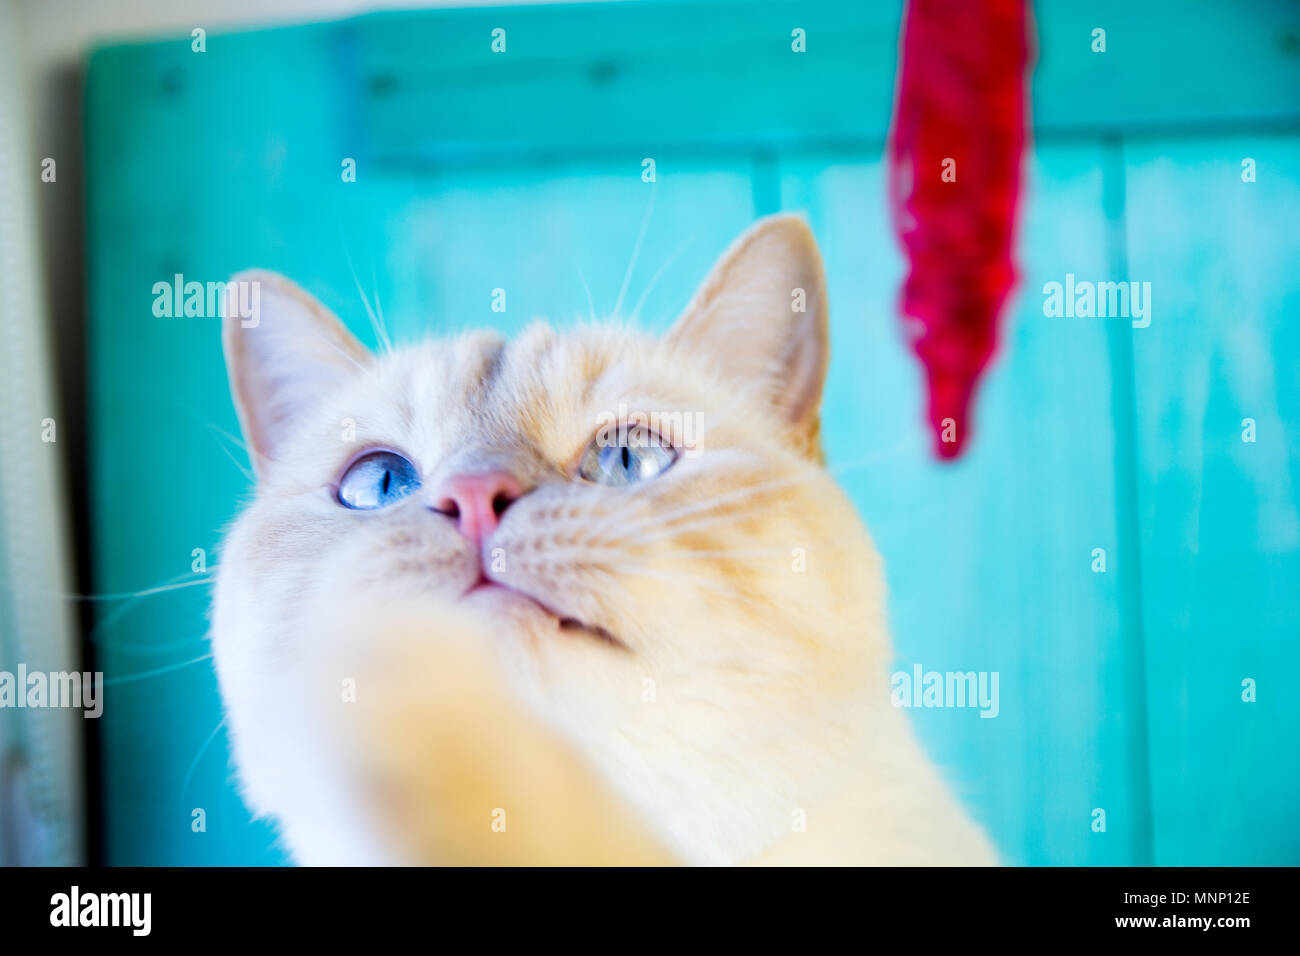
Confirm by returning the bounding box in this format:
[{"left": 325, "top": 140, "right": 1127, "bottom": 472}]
[{"left": 461, "top": 578, "right": 626, "bottom": 650}]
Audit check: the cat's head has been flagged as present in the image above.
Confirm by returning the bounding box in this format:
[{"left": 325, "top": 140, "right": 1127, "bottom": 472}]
[{"left": 213, "top": 215, "right": 890, "bottom": 862}]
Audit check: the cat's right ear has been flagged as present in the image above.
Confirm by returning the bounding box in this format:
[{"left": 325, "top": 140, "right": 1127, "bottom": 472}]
[
  {"left": 665, "top": 215, "right": 829, "bottom": 460},
  {"left": 221, "top": 271, "right": 371, "bottom": 478}
]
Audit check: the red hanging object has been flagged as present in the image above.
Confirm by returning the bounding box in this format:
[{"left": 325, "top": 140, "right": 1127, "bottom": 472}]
[{"left": 888, "top": 0, "right": 1032, "bottom": 460}]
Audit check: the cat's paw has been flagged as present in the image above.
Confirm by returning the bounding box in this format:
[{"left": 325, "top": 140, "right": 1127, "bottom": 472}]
[{"left": 306, "top": 598, "right": 676, "bottom": 865}]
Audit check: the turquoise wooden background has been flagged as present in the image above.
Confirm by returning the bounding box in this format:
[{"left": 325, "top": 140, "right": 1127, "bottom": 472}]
[{"left": 84, "top": 0, "right": 1300, "bottom": 865}]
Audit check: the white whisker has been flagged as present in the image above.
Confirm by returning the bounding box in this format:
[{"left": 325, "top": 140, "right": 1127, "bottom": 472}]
[
  {"left": 171, "top": 401, "right": 264, "bottom": 476},
  {"left": 666, "top": 548, "right": 796, "bottom": 561},
  {"left": 54, "top": 574, "right": 215, "bottom": 603},
  {"left": 204, "top": 421, "right": 246, "bottom": 452},
  {"left": 613, "top": 467, "right": 817, "bottom": 543},
  {"left": 624, "top": 507, "right": 777, "bottom": 549},
  {"left": 67, "top": 573, "right": 217, "bottom": 653},
  {"left": 344, "top": 246, "right": 392, "bottom": 354},
  {"left": 629, "top": 232, "right": 695, "bottom": 327},
  {"left": 181, "top": 717, "right": 227, "bottom": 803},
  {"left": 207, "top": 424, "right": 255, "bottom": 481},
  {"left": 102, "top": 651, "right": 214, "bottom": 687},
  {"left": 612, "top": 186, "right": 657, "bottom": 319},
  {"left": 371, "top": 260, "right": 393, "bottom": 348},
  {"left": 318, "top": 333, "right": 369, "bottom": 372},
  {"left": 619, "top": 565, "right": 772, "bottom": 613},
  {"left": 577, "top": 268, "right": 597, "bottom": 323},
  {"left": 615, "top": 434, "right": 924, "bottom": 544}
]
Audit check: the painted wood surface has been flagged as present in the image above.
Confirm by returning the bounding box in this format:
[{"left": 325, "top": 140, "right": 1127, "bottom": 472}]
[{"left": 83, "top": 0, "right": 1300, "bottom": 864}]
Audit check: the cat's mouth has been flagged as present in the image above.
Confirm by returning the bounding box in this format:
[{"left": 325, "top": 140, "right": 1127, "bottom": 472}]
[
  {"left": 464, "top": 576, "right": 626, "bottom": 650},
  {"left": 555, "top": 615, "right": 624, "bottom": 648}
]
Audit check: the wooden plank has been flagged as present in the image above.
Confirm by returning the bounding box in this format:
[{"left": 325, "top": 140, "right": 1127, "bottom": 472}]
[
  {"left": 88, "top": 1, "right": 1300, "bottom": 174},
  {"left": 1031, "top": 0, "right": 1300, "bottom": 137},
  {"left": 85, "top": 26, "right": 349, "bottom": 866},
  {"left": 348, "top": 1, "right": 902, "bottom": 166},
  {"left": 347, "top": 0, "right": 1300, "bottom": 165},
  {"left": 1122, "top": 136, "right": 1300, "bottom": 865},
  {"left": 782, "top": 143, "right": 1143, "bottom": 865}
]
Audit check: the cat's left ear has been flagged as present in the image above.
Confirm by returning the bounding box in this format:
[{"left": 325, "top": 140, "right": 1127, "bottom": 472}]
[
  {"left": 665, "top": 214, "right": 829, "bottom": 459},
  {"left": 222, "top": 270, "right": 372, "bottom": 478}
]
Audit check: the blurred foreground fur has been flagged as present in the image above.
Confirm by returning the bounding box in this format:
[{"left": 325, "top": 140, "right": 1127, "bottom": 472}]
[{"left": 316, "top": 600, "right": 676, "bottom": 865}]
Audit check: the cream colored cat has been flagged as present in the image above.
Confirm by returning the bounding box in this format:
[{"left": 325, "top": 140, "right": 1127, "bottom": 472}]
[{"left": 212, "top": 215, "right": 996, "bottom": 866}]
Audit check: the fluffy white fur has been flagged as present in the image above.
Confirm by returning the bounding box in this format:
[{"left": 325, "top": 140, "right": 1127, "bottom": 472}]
[{"left": 212, "top": 215, "right": 997, "bottom": 865}]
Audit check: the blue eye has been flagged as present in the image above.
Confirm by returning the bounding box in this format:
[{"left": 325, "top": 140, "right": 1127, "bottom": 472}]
[
  {"left": 578, "top": 425, "right": 677, "bottom": 486},
  {"left": 337, "top": 450, "right": 421, "bottom": 510}
]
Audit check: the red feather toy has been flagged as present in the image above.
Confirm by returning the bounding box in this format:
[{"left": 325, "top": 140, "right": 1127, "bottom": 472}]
[{"left": 889, "top": 0, "right": 1032, "bottom": 459}]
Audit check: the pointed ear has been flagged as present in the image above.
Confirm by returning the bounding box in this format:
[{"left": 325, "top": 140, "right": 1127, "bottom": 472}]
[
  {"left": 221, "top": 270, "right": 371, "bottom": 478},
  {"left": 665, "top": 215, "right": 829, "bottom": 459}
]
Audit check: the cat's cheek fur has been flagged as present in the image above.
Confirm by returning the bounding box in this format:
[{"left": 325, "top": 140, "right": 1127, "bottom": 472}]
[{"left": 210, "top": 520, "right": 379, "bottom": 865}]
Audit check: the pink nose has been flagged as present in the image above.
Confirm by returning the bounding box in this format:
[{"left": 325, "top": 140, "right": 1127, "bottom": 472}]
[{"left": 432, "top": 470, "right": 524, "bottom": 543}]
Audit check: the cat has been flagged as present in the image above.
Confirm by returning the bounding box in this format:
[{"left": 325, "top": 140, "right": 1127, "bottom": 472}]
[{"left": 212, "top": 215, "right": 997, "bottom": 866}]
